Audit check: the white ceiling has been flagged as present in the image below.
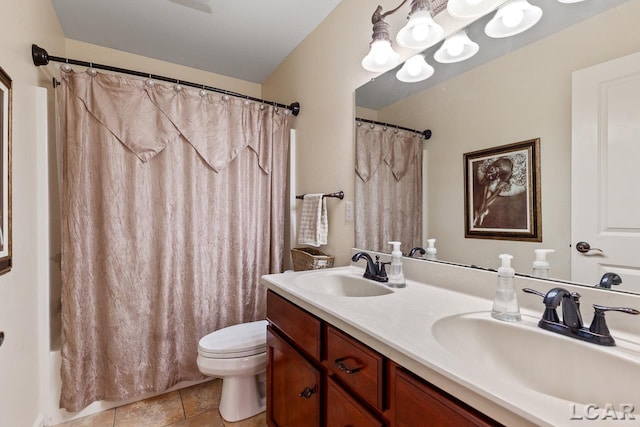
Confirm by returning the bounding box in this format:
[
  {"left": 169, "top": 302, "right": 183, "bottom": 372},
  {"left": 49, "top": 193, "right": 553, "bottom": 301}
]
[{"left": 50, "top": 0, "right": 343, "bottom": 83}]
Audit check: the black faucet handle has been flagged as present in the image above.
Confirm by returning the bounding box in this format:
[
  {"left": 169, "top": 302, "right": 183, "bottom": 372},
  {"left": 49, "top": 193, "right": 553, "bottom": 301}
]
[
  {"left": 522, "top": 288, "right": 545, "bottom": 298},
  {"left": 522, "top": 288, "right": 562, "bottom": 323},
  {"left": 589, "top": 305, "right": 640, "bottom": 337}
]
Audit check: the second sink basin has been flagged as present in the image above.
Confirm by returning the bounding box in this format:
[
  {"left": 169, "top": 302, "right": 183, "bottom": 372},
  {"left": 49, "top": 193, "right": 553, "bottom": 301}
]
[
  {"left": 431, "top": 311, "right": 640, "bottom": 407},
  {"left": 295, "top": 270, "right": 394, "bottom": 297}
]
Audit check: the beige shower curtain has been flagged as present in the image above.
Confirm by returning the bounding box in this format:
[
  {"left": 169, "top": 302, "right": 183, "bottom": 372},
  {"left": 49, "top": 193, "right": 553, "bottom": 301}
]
[
  {"left": 355, "top": 123, "right": 423, "bottom": 253},
  {"left": 58, "top": 71, "right": 291, "bottom": 411}
]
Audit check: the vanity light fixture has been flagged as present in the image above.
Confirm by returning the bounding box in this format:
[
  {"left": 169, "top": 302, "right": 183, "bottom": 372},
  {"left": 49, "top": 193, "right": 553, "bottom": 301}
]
[
  {"left": 447, "top": 0, "right": 501, "bottom": 18},
  {"left": 434, "top": 30, "right": 479, "bottom": 63},
  {"left": 396, "top": 0, "right": 444, "bottom": 50},
  {"left": 484, "top": 0, "right": 543, "bottom": 38},
  {"left": 396, "top": 54, "right": 434, "bottom": 82},
  {"left": 362, "top": 0, "right": 443, "bottom": 72},
  {"left": 361, "top": 5, "right": 403, "bottom": 72}
]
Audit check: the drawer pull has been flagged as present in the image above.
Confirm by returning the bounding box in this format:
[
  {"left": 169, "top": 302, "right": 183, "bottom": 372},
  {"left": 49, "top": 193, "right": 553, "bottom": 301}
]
[
  {"left": 298, "top": 385, "right": 317, "bottom": 399},
  {"left": 335, "top": 357, "right": 361, "bottom": 374}
]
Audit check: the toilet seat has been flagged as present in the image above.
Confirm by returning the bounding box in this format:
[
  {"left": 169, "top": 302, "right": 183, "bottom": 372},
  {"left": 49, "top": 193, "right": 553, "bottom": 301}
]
[{"left": 198, "top": 320, "right": 267, "bottom": 359}]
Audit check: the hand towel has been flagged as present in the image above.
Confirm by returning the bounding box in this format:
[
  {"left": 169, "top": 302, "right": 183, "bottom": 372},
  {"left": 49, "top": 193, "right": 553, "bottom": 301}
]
[{"left": 297, "top": 194, "right": 328, "bottom": 247}]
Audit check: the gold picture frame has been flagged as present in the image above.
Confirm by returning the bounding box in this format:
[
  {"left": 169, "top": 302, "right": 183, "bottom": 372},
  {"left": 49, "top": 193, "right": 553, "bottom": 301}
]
[
  {"left": 464, "top": 138, "right": 541, "bottom": 242},
  {"left": 0, "top": 67, "right": 12, "bottom": 274}
]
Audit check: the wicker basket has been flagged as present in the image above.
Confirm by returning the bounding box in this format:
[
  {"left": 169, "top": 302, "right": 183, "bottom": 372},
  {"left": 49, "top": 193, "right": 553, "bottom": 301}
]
[{"left": 291, "top": 247, "right": 335, "bottom": 271}]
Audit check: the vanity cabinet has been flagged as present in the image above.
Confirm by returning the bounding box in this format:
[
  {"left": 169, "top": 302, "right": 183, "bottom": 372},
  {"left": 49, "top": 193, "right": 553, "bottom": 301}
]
[{"left": 266, "top": 290, "right": 502, "bottom": 427}]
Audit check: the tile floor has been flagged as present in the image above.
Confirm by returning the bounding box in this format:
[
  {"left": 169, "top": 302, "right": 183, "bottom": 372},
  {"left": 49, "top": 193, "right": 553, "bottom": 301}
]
[{"left": 53, "top": 379, "right": 266, "bottom": 427}]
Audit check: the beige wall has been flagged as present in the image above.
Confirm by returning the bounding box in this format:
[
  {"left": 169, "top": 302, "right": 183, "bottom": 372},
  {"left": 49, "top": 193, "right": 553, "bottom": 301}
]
[
  {"left": 263, "top": 0, "right": 412, "bottom": 265},
  {"left": 377, "top": 1, "right": 640, "bottom": 278},
  {"left": 65, "top": 39, "right": 262, "bottom": 99},
  {"left": 0, "top": 0, "right": 64, "bottom": 425}
]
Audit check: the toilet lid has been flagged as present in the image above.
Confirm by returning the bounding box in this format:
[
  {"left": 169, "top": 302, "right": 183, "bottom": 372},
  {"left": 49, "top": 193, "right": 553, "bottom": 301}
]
[{"left": 198, "top": 320, "right": 267, "bottom": 359}]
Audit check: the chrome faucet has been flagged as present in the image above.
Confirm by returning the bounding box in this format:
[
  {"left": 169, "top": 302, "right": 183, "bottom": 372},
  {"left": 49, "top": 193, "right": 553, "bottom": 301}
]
[
  {"left": 351, "top": 252, "right": 388, "bottom": 283},
  {"left": 597, "top": 272, "right": 622, "bottom": 289},
  {"left": 408, "top": 247, "right": 426, "bottom": 258},
  {"left": 523, "top": 287, "right": 640, "bottom": 346}
]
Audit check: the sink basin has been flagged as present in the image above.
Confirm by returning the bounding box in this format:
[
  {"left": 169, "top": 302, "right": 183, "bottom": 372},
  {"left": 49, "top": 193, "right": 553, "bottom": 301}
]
[
  {"left": 295, "top": 270, "right": 393, "bottom": 297},
  {"left": 431, "top": 312, "right": 640, "bottom": 406}
]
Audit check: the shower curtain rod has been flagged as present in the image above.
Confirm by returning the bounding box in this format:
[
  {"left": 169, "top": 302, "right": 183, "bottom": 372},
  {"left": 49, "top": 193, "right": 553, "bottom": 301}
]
[
  {"left": 31, "top": 44, "right": 301, "bottom": 116},
  {"left": 356, "top": 117, "right": 431, "bottom": 140}
]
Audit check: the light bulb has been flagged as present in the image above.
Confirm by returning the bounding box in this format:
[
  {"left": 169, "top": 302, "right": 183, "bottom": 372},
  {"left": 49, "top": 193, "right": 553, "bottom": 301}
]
[
  {"left": 502, "top": 5, "right": 524, "bottom": 28},
  {"left": 446, "top": 39, "right": 465, "bottom": 57},
  {"left": 411, "top": 24, "right": 430, "bottom": 42},
  {"left": 406, "top": 57, "right": 423, "bottom": 76},
  {"left": 362, "top": 39, "right": 401, "bottom": 72},
  {"left": 466, "top": 0, "right": 481, "bottom": 4},
  {"left": 372, "top": 42, "right": 392, "bottom": 65}
]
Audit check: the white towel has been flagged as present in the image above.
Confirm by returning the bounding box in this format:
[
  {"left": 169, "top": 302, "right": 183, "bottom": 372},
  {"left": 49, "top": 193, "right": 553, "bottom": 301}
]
[{"left": 297, "top": 194, "right": 328, "bottom": 247}]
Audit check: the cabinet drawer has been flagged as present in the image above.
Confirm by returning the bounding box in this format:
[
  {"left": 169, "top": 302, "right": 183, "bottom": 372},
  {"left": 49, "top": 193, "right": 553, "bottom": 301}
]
[
  {"left": 326, "top": 377, "right": 383, "bottom": 427},
  {"left": 393, "top": 366, "right": 501, "bottom": 427},
  {"left": 326, "top": 326, "right": 384, "bottom": 411},
  {"left": 267, "top": 290, "right": 322, "bottom": 360}
]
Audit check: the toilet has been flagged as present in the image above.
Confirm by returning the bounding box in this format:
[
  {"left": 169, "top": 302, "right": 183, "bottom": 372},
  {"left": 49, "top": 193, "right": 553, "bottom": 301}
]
[{"left": 196, "top": 319, "right": 268, "bottom": 422}]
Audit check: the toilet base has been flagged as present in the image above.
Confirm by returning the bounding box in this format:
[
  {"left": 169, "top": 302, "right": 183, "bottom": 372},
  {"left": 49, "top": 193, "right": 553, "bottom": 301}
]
[{"left": 219, "top": 371, "right": 266, "bottom": 422}]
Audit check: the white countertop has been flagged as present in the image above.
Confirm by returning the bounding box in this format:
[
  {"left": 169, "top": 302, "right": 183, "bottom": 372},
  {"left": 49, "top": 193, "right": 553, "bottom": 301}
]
[{"left": 261, "top": 262, "right": 640, "bottom": 427}]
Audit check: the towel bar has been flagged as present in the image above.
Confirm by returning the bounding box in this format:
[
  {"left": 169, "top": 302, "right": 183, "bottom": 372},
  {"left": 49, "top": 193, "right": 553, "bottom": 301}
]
[{"left": 295, "top": 191, "right": 344, "bottom": 200}]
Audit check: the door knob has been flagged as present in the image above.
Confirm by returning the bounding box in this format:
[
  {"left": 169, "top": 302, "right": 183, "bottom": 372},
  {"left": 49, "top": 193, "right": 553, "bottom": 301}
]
[{"left": 576, "top": 241, "right": 604, "bottom": 254}]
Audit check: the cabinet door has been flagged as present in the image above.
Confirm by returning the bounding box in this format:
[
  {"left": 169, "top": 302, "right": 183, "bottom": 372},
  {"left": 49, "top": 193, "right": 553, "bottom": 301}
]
[
  {"left": 393, "top": 366, "right": 501, "bottom": 427},
  {"left": 267, "top": 326, "right": 322, "bottom": 427},
  {"left": 326, "top": 377, "right": 383, "bottom": 427}
]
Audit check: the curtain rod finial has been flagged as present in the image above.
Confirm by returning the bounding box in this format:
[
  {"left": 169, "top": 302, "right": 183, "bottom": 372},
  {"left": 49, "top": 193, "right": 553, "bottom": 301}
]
[
  {"left": 289, "top": 102, "right": 300, "bottom": 116},
  {"left": 423, "top": 129, "right": 432, "bottom": 140},
  {"left": 32, "top": 44, "right": 50, "bottom": 66}
]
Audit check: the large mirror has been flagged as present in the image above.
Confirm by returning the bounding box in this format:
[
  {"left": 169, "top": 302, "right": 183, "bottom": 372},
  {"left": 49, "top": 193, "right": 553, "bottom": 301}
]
[{"left": 355, "top": 0, "right": 640, "bottom": 293}]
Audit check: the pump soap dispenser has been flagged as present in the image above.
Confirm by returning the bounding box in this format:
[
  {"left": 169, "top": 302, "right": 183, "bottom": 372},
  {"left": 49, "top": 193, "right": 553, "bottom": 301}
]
[
  {"left": 426, "top": 238, "right": 437, "bottom": 260},
  {"left": 491, "top": 254, "right": 521, "bottom": 322},
  {"left": 388, "top": 241, "right": 406, "bottom": 288},
  {"left": 532, "top": 249, "right": 555, "bottom": 279}
]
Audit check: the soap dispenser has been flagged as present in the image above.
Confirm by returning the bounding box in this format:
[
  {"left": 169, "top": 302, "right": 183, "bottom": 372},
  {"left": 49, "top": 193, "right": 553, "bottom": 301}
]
[
  {"left": 532, "top": 249, "right": 555, "bottom": 279},
  {"left": 388, "top": 241, "right": 406, "bottom": 288},
  {"left": 425, "top": 238, "right": 437, "bottom": 260},
  {"left": 491, "top": 254, "right": 521, "bottom": 322}
]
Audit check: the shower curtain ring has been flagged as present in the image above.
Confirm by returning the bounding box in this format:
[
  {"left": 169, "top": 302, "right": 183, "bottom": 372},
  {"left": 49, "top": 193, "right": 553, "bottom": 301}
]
[{"left": 61, "top": 58, "right": 72, "bottom": 73}]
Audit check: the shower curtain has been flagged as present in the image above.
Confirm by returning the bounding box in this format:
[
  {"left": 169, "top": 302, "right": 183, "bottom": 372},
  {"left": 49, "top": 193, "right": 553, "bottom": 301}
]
[
  {"left": 355, "top": 123, "right": 423, "bottom": 253},
  {"left": 57, "top": 71, "right": 291, "bottom": 411}
]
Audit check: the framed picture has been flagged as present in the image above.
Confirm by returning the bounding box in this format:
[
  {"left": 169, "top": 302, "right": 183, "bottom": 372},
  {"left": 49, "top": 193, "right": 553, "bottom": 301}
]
[
  {"left": 0, "top": 67, "right": 11, "bottom": 274},
  {"left": 464, "top": 138, "right": 541, "bottom": 241}
]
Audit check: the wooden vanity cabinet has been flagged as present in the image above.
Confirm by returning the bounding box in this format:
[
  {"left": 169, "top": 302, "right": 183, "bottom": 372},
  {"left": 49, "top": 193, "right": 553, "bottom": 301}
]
[{"left": 266, "top": 290, "right": 502, "bottom": 427}]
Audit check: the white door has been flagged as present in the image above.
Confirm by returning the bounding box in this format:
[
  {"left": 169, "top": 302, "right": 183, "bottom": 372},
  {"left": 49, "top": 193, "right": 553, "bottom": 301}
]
[{"left": 572, "top": 51, "right": 640, "bottom": 293}]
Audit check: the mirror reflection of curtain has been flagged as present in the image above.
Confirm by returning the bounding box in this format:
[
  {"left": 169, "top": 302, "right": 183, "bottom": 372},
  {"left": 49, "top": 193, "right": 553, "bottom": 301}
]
[
  {"left": 57, "top": 72, "right": 291, "bottom": 411},
  {"left": 355, "top": 123, "right": 423, "bottom": 253}
]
